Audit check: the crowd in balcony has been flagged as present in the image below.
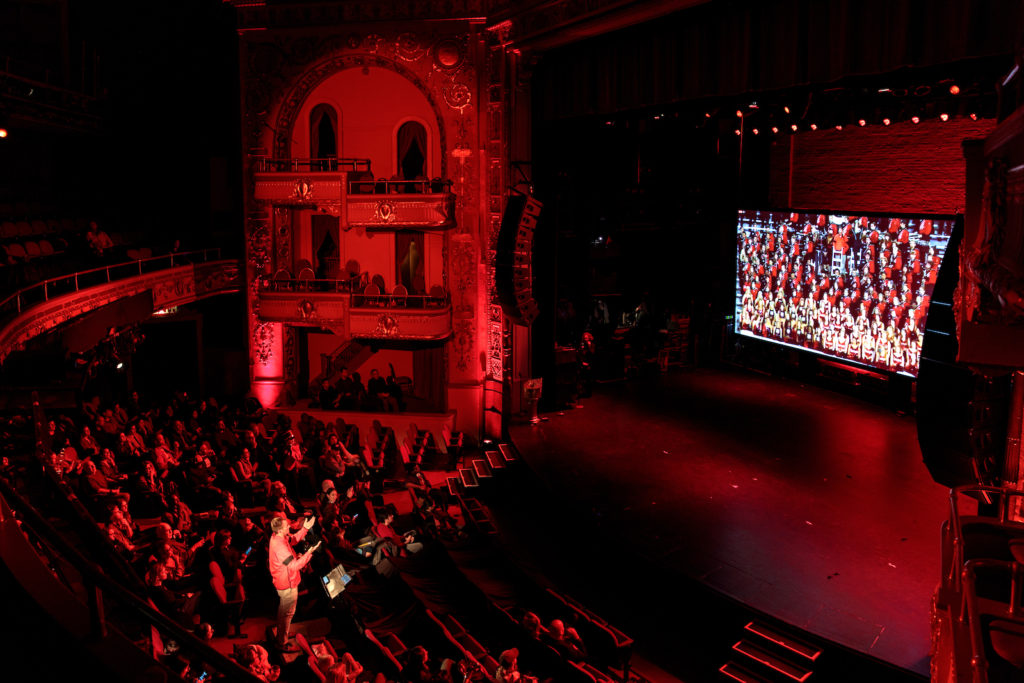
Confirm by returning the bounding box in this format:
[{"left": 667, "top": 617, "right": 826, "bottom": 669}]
[
  {"left": 312, "top": 368, "right": 404, "bottom": 413},
  {"left": 0, "top": 207, "right": 194, "bottom": 308}
]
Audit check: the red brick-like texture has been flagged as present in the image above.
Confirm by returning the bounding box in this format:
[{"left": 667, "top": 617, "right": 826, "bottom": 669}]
[{"left": 769, "top": 117, "right": 996, "bottom": 215}]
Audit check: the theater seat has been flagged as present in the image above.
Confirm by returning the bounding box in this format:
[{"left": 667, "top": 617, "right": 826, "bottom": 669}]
[{"left": 989, "top": 618, "right": 1024, "bottom": 669}]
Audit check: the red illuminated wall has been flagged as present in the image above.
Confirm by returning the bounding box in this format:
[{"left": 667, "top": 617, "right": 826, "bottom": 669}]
[{"left": 769, "top": 117, "right": 997, "bottom": 214}]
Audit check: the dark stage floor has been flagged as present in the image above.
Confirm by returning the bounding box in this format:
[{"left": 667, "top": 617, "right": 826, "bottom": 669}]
[{"left": 507, "top": 366, "right": 946, "bottom": 679}]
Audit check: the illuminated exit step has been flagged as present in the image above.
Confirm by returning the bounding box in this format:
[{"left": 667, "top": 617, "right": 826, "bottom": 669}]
[
  {"left": 719, "top": 660, "right": 774, "bottom": 683},
  {"left": 731, "top": 640, "right": 814, "bottom": 682},
  {"left": 743, "top": 622, "right": 821, "bottom": 661}
]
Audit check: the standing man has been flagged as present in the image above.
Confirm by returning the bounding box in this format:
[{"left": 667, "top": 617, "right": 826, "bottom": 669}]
[{"left": 268, "top": 515, "right": 320, "bottom": 652}]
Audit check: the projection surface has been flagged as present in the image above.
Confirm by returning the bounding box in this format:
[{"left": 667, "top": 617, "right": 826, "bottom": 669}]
[{"left": 736, "top": 210, "right": 954, "bottom": 376}]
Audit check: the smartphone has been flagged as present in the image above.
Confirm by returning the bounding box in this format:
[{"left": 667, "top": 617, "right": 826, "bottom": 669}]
[
  {"left": 243, "top": 546, "right": 252, "bottom": 556},
  {"left": 198, "top": 673, "right": 209, "bottom": 682},
  {"left": 353, "top": 513, "right": 359, "bottom": 519}
]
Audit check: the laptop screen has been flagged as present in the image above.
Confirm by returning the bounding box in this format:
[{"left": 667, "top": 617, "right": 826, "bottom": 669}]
[{"left": 321, "top": 563, "right": 352, "bottom": 599}]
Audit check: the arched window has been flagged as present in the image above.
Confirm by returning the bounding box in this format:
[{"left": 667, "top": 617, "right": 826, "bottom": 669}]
[
  {"left": 309, "top": 104, "right": 339, "bottom": 164},
  {"left": 397, "top": 121, "right": 427, "bottom": 181}
]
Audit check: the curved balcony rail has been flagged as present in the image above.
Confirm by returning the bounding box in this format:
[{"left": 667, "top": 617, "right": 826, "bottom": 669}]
[
  {"left": 0, "top": 474, "right": 259, "bottom": 682},
  {"left": 0, "top": 248, "right": 222, "bottom": 321}
]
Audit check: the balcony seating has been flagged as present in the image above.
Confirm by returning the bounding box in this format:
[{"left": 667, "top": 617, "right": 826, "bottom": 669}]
[
  {"left": 428, "top": 284, "right": 446, "bottom": 307},
  {"left": 297, "top": 259, "right": 316, "bottom": 283},
  {"left": 392, "top": 284, "right": 408, "bottom": 307},
  {"left": 360, "top": 282, "right": 381, "bottom": 307}
]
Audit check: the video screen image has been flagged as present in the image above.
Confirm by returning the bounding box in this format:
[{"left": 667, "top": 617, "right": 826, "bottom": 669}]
[{"left": 735, "top": 210, "right": 954, "bottom": 377}]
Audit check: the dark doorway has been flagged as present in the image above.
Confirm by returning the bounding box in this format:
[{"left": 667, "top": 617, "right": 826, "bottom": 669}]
[{"left": 397, "top": 121, "right": 427, "bottom": 182}]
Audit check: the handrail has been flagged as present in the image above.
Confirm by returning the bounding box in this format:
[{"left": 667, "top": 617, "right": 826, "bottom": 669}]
[
  {"left": 349, "top": 178, "right": 452, "bottom": 194},
  {"left": 265, "top": 276, "right": 361, "bottom": 294},
  {"left": 259, "top": 278, "right": 451, "bottom": 309},
  {"left": 961, "top": 559, "right": 1024, "bottom": 683},
  {"left": 351, "top": 290, "right": 452, "bottom": 309},
  {"left": 0, "top": 474, "right": 260, "bottom": 682},
  {"left": 0, "top": 247, "right": 222, "bottom": 318},
  {"left": 253, "top": 157, "right": 371, "bottom": 173},
  {"left": 946, "top": 485, "right": 1024, "bottom": 594}
]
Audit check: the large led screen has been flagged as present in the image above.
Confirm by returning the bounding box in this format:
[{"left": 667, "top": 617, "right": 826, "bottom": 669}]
[{"left": 735, "top": 210, "right": 954, "bottom": 377}]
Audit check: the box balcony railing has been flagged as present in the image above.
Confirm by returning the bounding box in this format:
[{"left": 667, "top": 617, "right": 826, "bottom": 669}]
[
  {"left": 252, "top": 157, "right": 372, "bottom": 173},
  {"left": 251, "top": 156, "right": 456, "bottom": 230},
  {"left": 256, "top": 279, "right": 452, "bottom": 340},
  {"left": 260, "top": 276, "right": 449, "bottom": 308}
]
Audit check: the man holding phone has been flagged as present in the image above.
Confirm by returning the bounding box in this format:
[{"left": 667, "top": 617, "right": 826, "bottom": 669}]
[{"left": 268, "top": 515, "right": 321, "bottom": 652}]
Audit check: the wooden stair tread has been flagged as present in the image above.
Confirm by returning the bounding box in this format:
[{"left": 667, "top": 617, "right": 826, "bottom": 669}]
[
  {"left": 744, "top": 622, "right": 821, "bottom": 661},
  {"left": 732, "top": 640, "right": 813, "bottom": 682}
]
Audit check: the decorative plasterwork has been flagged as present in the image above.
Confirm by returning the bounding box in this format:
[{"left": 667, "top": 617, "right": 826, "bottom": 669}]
[
  {"left": 268, "top": 51, "right": 454, "bottom": 180},
  {"left": 257, "top": 291, "right": 350, "bottom": 324},
  {"left": 349, "top": 304, "right": 453, "bottom": 341}
]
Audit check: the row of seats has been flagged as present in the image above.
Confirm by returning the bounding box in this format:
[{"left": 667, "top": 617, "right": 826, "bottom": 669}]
[
  {"left": 942, "top": 486, "right": 1024, "bottom": 683},
  {"left": 0, "top": 236, "right": 66, "bottom": 263},
  {"left": 0, "top": 216, "right": 93, "bottom": 239}
]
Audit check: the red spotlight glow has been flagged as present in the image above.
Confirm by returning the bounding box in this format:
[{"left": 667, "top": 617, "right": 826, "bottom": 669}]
[
  {"left": 790, "top": 124, "right": 798, "bottom": 132},
  {"left": 752, "top": 128, "right": 759, "bottom": 135},
  {"left": 911, "top": 116, "right": 920, "bottom": 124},
  {"left": 949, "top": 84, "right": 960, "bottom": 95},
  {"left": 969, "top": 112, "right": 978, "bottom": 120},
  {"left": 858, "top": 119, "right": 866, "bottom": 126},
  {"left": 0, "top": 129, "right": 7, "bottom": 138},
  {"left": 835, "top": 124, "right": 843, "bottom": 130},
  {"left": 705, "top": 112, "right": 711, "bottom": 118},
  {"left": 771, "top": 126, "right": 779, "bottom": 134},
  {"left": 940, "top": 112, "right": 949, "bottom": 121},
  {"left": 882, "top": 118, "right": 891, "bottom": 126},
  {"left": 783, "top": 106, "right": 791, "bottom": 114},
  {"left": 809, "top": 123, "right": 817, "bottom": 130},
  {"left": 736, "top": 110, "right": 743, "bottom": 118},
  {"left": 734, "top": 129, "right": 741, "bottom": 135}
]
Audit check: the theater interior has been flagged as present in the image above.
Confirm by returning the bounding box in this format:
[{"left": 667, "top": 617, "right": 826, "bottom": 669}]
[{"left": 1, "top": 1, "right": 1024, "bottom": 682}]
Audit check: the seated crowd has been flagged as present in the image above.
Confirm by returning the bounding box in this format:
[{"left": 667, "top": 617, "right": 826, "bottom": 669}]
[
  {"left": 7, "top": 383, "right": 625, "bottom": 683},
  {"left": 312, "top": 367, "right": 404, "bottom": 413}
]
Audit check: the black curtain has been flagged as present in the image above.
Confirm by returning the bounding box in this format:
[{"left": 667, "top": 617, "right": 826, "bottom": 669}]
[
  {"left": 533, "top": 0, "right": 1023, "bottom": 120},
  {"left": 413, "top": 347, "right": 444, "bottom": 409},
  {"left": 310, "top": 105, "right": 338, "bottom": 159},
  {"left": 397, "top": 121, "right": 427, "bottom": 179}
]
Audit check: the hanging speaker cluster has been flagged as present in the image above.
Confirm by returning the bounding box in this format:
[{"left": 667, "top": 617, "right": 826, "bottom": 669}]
[{"left": 496, "top": 193, "right": 542, "bottom": 325}]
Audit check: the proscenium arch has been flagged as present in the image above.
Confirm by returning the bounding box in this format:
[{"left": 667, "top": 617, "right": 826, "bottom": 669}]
[{"left": 272, "top": 53, "right": 448, "bottom": 178}]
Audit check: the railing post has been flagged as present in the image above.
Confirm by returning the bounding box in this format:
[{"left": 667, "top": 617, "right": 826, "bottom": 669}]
[
  {"left": 87, "top": 582, "right": 108, "bottom": 638},
  {"left": 16, "top": 293, "right": 21, "bottom": 314},
  {"left": 106, "top": 267, "right": 111, "bottom": 283},
  {"left": 74, "top": 273, "right": 79, "bottom": 291},
  {"left": 43, "top": 282, "right": 48, "bottom": 301}
]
